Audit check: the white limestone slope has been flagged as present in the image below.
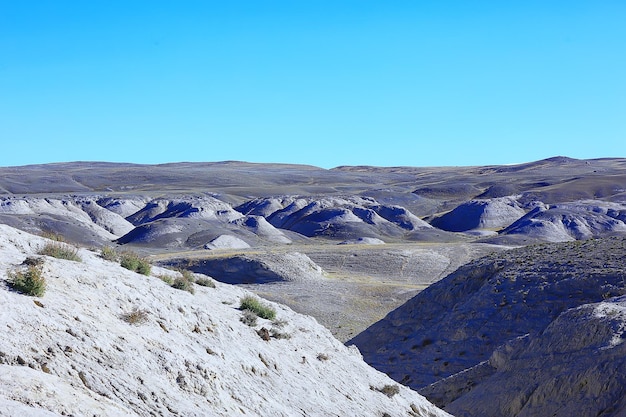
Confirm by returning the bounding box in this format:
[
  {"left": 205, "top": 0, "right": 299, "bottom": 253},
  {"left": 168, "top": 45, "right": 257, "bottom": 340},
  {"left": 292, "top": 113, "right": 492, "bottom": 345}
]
[{"left": 0, "top": 225, "right": 448, "bottom": 417}]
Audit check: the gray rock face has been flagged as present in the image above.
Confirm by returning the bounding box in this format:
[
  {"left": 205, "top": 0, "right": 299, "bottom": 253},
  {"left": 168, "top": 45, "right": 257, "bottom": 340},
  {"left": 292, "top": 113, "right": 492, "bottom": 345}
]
[
  {"left": 349, "top": 238, "right": 626, "bottom": 402},
  {"left": 423, "top": 298, "right": 626, "bottom": 417}
]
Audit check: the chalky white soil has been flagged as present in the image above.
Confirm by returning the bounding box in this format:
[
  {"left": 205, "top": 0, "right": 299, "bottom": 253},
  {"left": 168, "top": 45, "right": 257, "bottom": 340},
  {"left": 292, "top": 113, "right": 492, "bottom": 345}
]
[{"left": 0, "top": 224, "right": 448, "bottom": 417}]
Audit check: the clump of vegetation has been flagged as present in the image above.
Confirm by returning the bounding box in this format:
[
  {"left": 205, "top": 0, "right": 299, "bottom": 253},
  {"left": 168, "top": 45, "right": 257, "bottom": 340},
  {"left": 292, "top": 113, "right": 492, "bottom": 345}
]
[
  {"left": 240, "top": 296, "right": 276, "bottom": 320},
  {"left": 40, "top": 231, "right": 65, "bottom": 242},
  {"left": 120, "top": 251, "right": 151, "bottom": 275},
  {"left": 39, "top": 242, "right": 82, "bottom": 262},
  {"left": 371, "top": 384, "right": 400, "bottom": 398},
  {"left": 179, "top": 269, "right": 215, "bottom": 288},
  {"left": 8, "top": 265, "right": 46, "bottom": 297},
  {"left": 172, "top": 276, "right": 195, "bottom": 294},
  {"left": 100, "top": 245, "right": 119, "bottom": 261},
  {"left": 156, "top": 274, "right": 174, "bottom": 285},
  {"left": 195, "top": 276, "right": 216, "bottom": 288},
  {"left": 120, "top": 308, "right": 149, "bottom": 325}
]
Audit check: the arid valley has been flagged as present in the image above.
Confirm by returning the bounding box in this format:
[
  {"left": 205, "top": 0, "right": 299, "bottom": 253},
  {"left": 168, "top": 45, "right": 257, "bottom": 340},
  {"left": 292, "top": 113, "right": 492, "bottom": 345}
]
[{"left": 2, "top": 157, "right": 626, "bottom": 416}]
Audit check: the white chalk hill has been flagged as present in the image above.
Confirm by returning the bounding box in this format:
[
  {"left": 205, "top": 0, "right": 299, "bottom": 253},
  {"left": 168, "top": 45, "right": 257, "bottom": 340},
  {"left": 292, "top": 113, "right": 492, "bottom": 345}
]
[{"left": 0, "top": 225, "right": 448, "bottom": 417}]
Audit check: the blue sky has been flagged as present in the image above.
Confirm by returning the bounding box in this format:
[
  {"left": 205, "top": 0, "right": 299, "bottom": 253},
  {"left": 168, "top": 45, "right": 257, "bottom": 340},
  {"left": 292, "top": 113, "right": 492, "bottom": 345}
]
[{"left": 1, "top": 1, "right": 624, "bottom": 168}]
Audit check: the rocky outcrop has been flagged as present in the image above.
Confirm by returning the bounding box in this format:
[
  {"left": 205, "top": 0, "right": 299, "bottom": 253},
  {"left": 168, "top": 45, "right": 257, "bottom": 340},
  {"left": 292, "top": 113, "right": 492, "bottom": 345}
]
[
  {"left": 349, "top": 238, "right": 626, "bottom": 410},
  {"left": 422, "top": 298, "right": 626, "bottom": 417}
]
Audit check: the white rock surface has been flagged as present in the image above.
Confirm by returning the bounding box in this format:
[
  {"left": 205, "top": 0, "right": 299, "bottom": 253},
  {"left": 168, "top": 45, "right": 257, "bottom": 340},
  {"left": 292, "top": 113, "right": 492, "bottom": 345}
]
[
  {"left": 0, "top": 224, "right": 448, "bottom": 417},
  {"left": 204, "top": 234, "right": 251, "bottom": 250}
]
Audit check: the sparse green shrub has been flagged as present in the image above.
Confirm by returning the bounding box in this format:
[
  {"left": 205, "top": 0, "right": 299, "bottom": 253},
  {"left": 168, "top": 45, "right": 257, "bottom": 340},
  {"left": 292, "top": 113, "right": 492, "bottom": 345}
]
[
  {"left": 120, "top": 251, "right": 151, "bottom": 275},
  {"left": 179, "top": 269, "right": 195, "bottom": 280},
  {"left": 39, "top": 242, "right": 81, "bottom": 262},
  {"left": 172, "top": 276, "right": 195, "bottom": 294},
  {"left": 8, "top": 265, "right": 46, "bottom": 297},
  {"left": 120, "top": 308, "right": 149, "bottom": 325},
  {"left": 157, "top": 274, "right": 174, "bottom": 285},
  {"left": 100, "top": 245, "right": 119, "bottom": 261},
  {"left": 240, "top": 296, "right": 276, "bottom": 320},
  {"left": 195, "top": 277, "right": 216, "bottom": 288}
]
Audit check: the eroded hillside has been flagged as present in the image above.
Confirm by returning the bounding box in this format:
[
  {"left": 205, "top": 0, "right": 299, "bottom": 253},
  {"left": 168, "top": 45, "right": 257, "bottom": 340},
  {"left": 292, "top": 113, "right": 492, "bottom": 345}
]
[
  {"left": 350, "top": 237, "right": 626, "bottom": 416},
  {"left": 0, "top": 224, "right": 448, "bottom": 417}
]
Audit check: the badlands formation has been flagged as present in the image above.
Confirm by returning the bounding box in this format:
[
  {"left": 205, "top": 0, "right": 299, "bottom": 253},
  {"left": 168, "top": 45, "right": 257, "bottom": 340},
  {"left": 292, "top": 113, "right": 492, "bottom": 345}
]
[{"left": 1, "top": 156, "right": 626, "bottom": 416}]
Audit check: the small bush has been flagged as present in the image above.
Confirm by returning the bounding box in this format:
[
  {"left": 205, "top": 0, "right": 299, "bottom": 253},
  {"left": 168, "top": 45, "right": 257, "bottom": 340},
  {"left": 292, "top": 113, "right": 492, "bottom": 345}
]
[
  {"left": 120, "top": 308, "right": 149, "bottom": 325},
  {"left": 240, "top": 296, "right": 276, "bottom": 320},
  {"left": 9, "top": 265, "right": 46, "bottom": 297},
  {"left": 120, "top": 251, "right": 151, "bottom": 275},
  {"left": 39, "top": 242, "right": 81, "bottom": 262},
  {"left": 172, "top": 276, "right": 195, "bottom": 294},
  {"left": 195, "top": 277, "right": 216, "bottom": 288},
  {"left": 100, "top": 246, "right": 119, "bottom": 261},
  {"left": 156, "top": 274, "right": 174, "bottom": 285}
]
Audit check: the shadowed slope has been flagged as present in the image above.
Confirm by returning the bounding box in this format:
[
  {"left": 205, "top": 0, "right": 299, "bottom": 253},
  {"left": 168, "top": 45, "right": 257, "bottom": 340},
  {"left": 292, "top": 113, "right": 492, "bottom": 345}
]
[{"left": 349, "top": 238, "right": 626, "bottom": 392}]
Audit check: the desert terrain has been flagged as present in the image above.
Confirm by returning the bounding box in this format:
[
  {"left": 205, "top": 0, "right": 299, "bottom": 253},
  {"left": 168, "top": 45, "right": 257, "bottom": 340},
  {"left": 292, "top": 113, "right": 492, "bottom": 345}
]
[{"left": 1, "top": 156, "right": 626, "bottom": 416}]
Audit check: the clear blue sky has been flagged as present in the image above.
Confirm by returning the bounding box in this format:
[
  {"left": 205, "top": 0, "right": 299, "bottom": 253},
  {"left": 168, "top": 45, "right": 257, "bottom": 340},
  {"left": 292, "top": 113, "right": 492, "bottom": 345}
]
[{"left": 1, "top": 1, "right": 624, "bottom": 168}]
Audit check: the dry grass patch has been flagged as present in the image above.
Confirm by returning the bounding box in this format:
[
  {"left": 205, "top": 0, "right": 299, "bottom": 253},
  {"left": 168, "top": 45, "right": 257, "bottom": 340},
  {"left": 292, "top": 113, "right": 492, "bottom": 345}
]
[
  {"left": 120, "top": 251, "right": 151, "bottom": 275},
  {"left": 120, "top": 308, "right": 149, "bottom": 325},
  {"left": 100, "top": 245, "right": 119, "bottom": 261},
  {"left": 39, "top": 242, "right": 81, "bottom": 262}
]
